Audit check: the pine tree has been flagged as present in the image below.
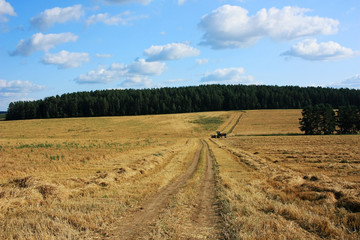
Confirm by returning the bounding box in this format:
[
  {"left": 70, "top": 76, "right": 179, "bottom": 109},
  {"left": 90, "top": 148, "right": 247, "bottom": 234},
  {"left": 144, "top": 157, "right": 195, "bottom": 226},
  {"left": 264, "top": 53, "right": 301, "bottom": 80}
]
[
  {"left": 318, "top": 104, "right": 335, "bottom": 134},
  {"left": 299, "top": 105, "right": 318, "bottom": 135},
  {"left": 299, "top": 104, "right": 335, "bottom": 135},
  {"left": 336, "top": 106, "right": 360, "bottom": 134}
]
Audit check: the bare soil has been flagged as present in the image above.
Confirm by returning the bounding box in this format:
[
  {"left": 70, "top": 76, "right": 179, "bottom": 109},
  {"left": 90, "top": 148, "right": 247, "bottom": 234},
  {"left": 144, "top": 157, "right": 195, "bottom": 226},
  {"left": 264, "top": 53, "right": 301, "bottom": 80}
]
[
  {"left": 191, "top": 140, "right": 219, "bottom": 229},
  {"left": 107, "top": 139, "right": 220, "bottom": 239}
]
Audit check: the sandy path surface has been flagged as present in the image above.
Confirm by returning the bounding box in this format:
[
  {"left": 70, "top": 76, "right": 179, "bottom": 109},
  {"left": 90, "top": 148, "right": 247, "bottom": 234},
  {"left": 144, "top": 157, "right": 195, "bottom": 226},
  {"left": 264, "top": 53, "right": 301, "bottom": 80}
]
[
  {"left": 107, "top": 139, "right": 220, "bottom": 239},
  {"left": 191, "top": 140, "right": 219, "bottom": 230}
]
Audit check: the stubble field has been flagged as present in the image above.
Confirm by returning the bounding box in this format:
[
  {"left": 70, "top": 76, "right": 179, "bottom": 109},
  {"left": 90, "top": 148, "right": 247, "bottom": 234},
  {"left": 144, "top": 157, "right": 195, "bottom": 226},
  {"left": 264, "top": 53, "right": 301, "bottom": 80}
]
[{"left": 0, "top": 110, "right": 359, "bottom": 239}]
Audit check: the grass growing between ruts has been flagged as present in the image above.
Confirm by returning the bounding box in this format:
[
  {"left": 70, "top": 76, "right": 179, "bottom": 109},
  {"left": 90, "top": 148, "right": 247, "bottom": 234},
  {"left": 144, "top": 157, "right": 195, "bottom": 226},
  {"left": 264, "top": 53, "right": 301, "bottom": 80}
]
[
  {"left": 0, "top": 112, "right": 231, "bottom": 239},
  {"left": 1, "top": 110, "right": 359, "bottom": 239}
]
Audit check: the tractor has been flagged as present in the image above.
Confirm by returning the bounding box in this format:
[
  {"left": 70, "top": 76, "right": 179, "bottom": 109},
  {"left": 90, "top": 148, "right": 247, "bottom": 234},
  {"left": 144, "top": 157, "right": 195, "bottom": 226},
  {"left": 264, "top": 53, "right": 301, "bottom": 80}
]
[{"left": 211, "top": 131, "right": 227, "bottom": 138}]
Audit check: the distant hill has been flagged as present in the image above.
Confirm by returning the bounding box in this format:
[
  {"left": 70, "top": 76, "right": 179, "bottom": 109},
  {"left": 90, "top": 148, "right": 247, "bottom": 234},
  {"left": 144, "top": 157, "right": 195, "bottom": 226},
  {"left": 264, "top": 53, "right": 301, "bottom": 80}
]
[{"left": 5, "top": 84, "right": 360, "bottom": 120}]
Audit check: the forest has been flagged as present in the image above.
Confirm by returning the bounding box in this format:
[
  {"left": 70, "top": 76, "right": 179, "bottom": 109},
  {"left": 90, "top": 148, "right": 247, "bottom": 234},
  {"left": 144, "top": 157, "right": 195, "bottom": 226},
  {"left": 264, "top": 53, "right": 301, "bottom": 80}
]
[
  {"left": 299, "top": 104, "right": 360, "bottom": 135},
  {"left": 5, "top": 84, "right": 360, "bottom": 120}
]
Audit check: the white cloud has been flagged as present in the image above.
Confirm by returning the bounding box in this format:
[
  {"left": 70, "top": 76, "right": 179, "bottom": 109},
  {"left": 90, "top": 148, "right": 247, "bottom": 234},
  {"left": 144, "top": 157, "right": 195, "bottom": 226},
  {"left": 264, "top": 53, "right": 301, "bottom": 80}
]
[
  {"left": 196, "top": 58, "right": 209, "bottom": 65},
  {"left": 86, "top": 11, "right": 147, "bottom": 26},
  {"left": 103, "top": 0, "right": 152, "bottom": 5},
  {"left": 0, "top": 79, "right": 45, "bottom": 110},
  {"left": 87, "top": 13, "right": 122, "bottom": 26},
  {"left": 30, "top": 5, "right": 84, "bottom": 31},
  {"left": 10, "top": 32, "right": 78, "bottom": 56},
  {"left": 331, "top": 74, "right": 360, "bottom": 89},
  {"left": 120, "top": 75, "right": 152, "bottom": 88},
  {"left": 42, "top": 50, "right": 90, "bottom": 69},
  {"left": 282, "top": 39, "right": 359, "bottom": 61},
  {"left": 0, "top": 79, "right": 44, "bottom": 94},
  {"left": 128, "top": 58, "right": 166, "bottom": 75},
  {"left": 75, "top": 59, "right": 166, "bottom": 84},
  {"left": 75, "top": 63, "right": 127, "bottom": 84},
  {"left": 0, "top": 0, "right": 16, "bottom": 23},
  {"left": 144, "top": 43, "right": 200, "bottom": 61},
  {"left": 199, "top": 5, "right": 339, "bottom": 49},
  {"left": 201, "top": 67, "right": 256, "bottom": 85}
]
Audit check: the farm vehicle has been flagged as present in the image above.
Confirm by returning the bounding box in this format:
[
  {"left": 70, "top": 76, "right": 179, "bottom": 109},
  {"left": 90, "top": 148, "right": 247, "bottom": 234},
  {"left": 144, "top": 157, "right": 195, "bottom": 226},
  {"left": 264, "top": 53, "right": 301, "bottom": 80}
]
[{"left": 211, "top": 131, "right": 227, "bottom": 138}]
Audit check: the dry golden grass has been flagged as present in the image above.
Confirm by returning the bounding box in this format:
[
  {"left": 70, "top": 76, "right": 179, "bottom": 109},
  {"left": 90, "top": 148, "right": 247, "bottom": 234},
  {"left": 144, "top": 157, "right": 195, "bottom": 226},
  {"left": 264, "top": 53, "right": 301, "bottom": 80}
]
[
  {"left": 210, "top": 110, "right": 360, "bottom": 239},
  {"left": 210, "top": 135, "right": 360, "bottom": 239},
  {"left": 0, "top": 112, "right": 230, "bottom": 239},
  {"left": 1, "top": 109, "right": 359, "bottom": 239},
  {"left": 231, "top": 109, "right": 302, "bottom": 135},
  {"left": 229, "top": 135, "right": 360, "bottom": 183}
]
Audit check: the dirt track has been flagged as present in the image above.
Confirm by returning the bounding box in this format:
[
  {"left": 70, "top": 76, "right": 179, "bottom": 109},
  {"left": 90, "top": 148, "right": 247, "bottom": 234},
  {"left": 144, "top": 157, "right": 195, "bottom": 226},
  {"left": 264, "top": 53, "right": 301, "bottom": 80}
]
[
  {"left": 191, "top": 140, "right": 219, "bottom": 230},
  {"left": 107, "top": 139, "right": 219, "bottom": 239},
  {"left": 3, "top": 111, "right": 358, "bottom": 239}
]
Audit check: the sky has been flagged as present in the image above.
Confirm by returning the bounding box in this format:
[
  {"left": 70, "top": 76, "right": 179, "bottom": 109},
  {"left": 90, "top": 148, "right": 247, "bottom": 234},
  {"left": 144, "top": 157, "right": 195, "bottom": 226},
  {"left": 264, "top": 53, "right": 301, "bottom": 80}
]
[{"left": 0, "top": 0, "right": 359, "bottom": 111}]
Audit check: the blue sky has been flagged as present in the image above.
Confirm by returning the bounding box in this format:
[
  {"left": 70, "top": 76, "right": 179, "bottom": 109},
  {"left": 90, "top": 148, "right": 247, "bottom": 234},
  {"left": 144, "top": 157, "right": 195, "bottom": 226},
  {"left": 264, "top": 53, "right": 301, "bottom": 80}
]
[{"left": 0, "top": 0, "right": 359, "bottom": 110}]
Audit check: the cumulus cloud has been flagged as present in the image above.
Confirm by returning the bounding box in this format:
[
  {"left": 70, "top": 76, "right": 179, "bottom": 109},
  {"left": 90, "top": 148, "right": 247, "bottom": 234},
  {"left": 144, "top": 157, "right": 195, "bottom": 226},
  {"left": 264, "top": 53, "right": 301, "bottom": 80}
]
[
  {"left": 86, "top": 11, "right": 147, "bottom": 26},
  {"left": 331, "top": 74, "right": 360, "bottom": 89},
  {"left": 128, "top": 58, "right": 166, "bottom": 75},
  {"left": 199, "top": 5, "right": 339, "bottom": 49},
  {"left": 75, "top": 63, "right": 127, "bottom": 84},
  {"left": 42, "top": 50, "right": 90, "bottom": 69},
  {"left": 144, "top": 43, "right": 200, "bottom": 61},
  {"left": 30, "top": 5, "right": 84, "bottom": 31},
  {"left": 121, "top": 75, "right": 152, "bottom": 88},
  {"left": 0, "top": 79, "right": 45, "bottom": 95},
  {"left": 10, "top": 32, "right": 78, "bottom": 57},
  {"left": 0, "top": 79, "right": 44, "bottom": 99},
  {"left": 201, "top": 67, "right": 255, "bottom": 85},
  {"left": 281, "top": 39, "right": 359, "bottom": 61},
  {"left": 75, "top": 59, "right": 166, "bottom": 85},
  {"left": 0, "top": 79, "right": 45, "bottom": 110},
  {"left": 0, "top": 0, "right": 16, "bottom": 23},
  {"left": 103, "top": 0, "right": 152, "bottom": 5}
]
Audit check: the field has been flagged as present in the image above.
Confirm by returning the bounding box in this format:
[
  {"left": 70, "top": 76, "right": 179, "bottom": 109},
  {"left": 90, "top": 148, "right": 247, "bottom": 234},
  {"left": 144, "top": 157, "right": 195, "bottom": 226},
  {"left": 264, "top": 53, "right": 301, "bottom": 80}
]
[{"left": 0, "top": 110, "right": 359, "bottom": 239}]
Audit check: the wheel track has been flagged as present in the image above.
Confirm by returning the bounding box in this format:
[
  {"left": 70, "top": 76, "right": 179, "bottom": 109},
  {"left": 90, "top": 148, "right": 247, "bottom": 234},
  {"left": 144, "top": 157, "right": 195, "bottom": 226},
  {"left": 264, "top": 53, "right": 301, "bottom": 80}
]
[
  {"left": 219, "top": 111, "right": 244, "bottom": 135},
  {"left": 190, "top": 140, "right": 220, "bottom": 234},
  {"left": 107, "top": 138, "right": 219, "bottom": 239}
]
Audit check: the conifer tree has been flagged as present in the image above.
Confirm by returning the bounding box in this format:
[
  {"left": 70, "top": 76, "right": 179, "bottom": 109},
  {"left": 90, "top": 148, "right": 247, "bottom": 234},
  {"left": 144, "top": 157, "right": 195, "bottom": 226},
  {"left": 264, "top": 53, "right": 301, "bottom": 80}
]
[
  {"left": 299, "top": 104, "right": 335, "bottom": 135},
  {"left": 336, "top": 106, "right": 360, "bottom": 134}
]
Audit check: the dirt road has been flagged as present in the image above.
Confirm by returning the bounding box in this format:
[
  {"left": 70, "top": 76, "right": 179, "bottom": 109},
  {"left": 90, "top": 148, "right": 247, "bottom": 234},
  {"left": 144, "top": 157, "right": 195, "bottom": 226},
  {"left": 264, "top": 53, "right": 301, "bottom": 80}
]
[
  {"left": 107, "top": 139, "right": 219, "bottom": 239},
  {"left": 191, "top": 140, "right": 219, "bottom": 229}
]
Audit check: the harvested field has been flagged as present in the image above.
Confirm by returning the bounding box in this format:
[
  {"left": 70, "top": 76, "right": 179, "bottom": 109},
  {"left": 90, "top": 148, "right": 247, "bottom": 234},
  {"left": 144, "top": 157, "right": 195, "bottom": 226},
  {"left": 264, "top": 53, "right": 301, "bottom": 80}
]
[
  {"left": 1, "top": 109, "right": 359, "bottom": 239},
  {"left": 0, "top": 112, "right": 228, "bottom": 239},
  {"left": 211, "top": 129, "right": 360, "bottom": 239},
  {"left": 231, "top": 109, "right": 302, "bottom": 135}
]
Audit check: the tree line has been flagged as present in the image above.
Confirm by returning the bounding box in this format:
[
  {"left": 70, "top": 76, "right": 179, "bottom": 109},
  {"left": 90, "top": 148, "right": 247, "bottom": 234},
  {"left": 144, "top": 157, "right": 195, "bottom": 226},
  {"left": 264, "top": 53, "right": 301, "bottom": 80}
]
[
  {"left": 299, "top": 104, "right": 360, "bottom": 135},
  {"left": 6, "top": 84, "right": 360, "bottom": 120}
]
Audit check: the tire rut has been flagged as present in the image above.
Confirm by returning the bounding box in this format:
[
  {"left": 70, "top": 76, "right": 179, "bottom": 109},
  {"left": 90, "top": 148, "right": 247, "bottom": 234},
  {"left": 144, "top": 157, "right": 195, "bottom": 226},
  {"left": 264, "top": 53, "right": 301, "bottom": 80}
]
[
  {"left": 191, "top": 140, "right": 220, "bottom": 232},
  {"left": 220, "top": 111, "right": 244, "bottom": 134},
  {"left": 107, "top": 139, "right": 203, "bottom": 240}
]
